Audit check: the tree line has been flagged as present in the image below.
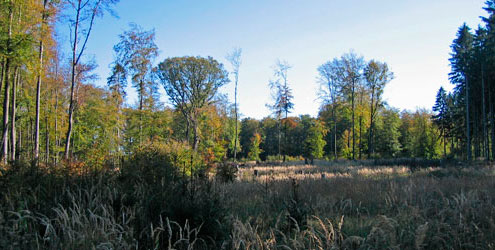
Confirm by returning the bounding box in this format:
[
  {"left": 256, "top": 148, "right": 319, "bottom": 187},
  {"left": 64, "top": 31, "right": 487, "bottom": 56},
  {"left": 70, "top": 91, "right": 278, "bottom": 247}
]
[
  {"left": 0, "top": 0, "right": 492, "bottom": 171},
  {"left": 433, "top": 0, "right": 495, "bottom": 161}
]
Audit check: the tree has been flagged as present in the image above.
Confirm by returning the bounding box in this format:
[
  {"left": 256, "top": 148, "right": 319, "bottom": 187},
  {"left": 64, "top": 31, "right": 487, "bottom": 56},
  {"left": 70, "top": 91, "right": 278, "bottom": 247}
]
[
  {"left": 34, "top": 0, "right": 58, "bottom": 162},
  {"left": 317, "top": 59, "right": 341, "bottom": 159},
  {"left": 107, "top": 62, "right": 127, "bottom": 106},
  {"left": 239, "top": 118, "right": 260, "bottom": 158},
  {"left": 375, "top": 107, "right": 402, "bottom": 158},
  {"left": 449, "top": 23, "right": 474, "bottom": 160},
  {"left": 112, "top": 24, "right": 158, "bottom": 145},
  {"left": 113, "top": 23, "right": 158, "bottom": 111},
  {"left": 318, "top": 102, "right": 350, "bottom": 159},
  {"left": 248, "top": 132, "right": 262, "bottom": 161},
  {"left": 259, "top": 117, "right": 279, "bottom": 160},
  {"left": 432, "top": 87, "right": 451, "bottom": 157},
  {"left": 267, "top": 59, "right": 294, "bottom": 161},
  {"left": 226, "top": 48, "right": 242, "bottom": 162},
  {"left": 107, "top": 62, "right": 127, "bottom": 154},
  {"left": 473, "top": 26, "right": 489, "bottom": 159},
  {"left": 364, "top": 60, "right": 393, "bottom": 158},
  {"left": 339, "top": 51, "right": 365, "bottom": 160},
  {"left": 302, "top": 118, "right": 327, "bottom": 164},
  {"left": 157, "top": 56, "right": 229, "bottom": 152},
  {"left": 482, "top": 0, "right": 495, "bottom": 160},
  {"left": 0, "top": 0, "right": 39, "bottom": 163},
  {"left": 64, "top": 0, "right": 119, "bottom": 159}
]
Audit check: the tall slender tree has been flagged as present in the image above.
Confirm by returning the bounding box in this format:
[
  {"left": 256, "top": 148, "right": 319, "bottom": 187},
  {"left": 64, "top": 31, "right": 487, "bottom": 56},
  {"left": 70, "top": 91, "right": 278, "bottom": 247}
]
[
  {"left": 449, "top": 24, "right": 474, "bottom": 160},
  {"left": 226, "top": 48, "right": 242, "bottom": 162},
  {"left": 267, "top": 60, "right": 294, "bottom": 162},
  {"left": 339, "top": 51, "right": 365, "bottom": 160},
  {"left": 64, "top": 0, "right": 119, "bottom": 160},
  {"left": 364, "top": 60, "right": 393, "bottom": 158},
  {"left": 317, "top": 59, "right": 341, "bottom": 159},
  {"left": 0, "top": 1, "right": 35, "bottom": 163},
  {"left": 481, "top": 0, "right": 495, "bottom": 160},
  {"left": 112, "top": 24, "right": 158, "bottom": 145},
  {"left": 433, "top": 87, "right": 451, "bottom": 157},
  {"left": 0, "top": 3, "right": 14, "bottom": 164}
]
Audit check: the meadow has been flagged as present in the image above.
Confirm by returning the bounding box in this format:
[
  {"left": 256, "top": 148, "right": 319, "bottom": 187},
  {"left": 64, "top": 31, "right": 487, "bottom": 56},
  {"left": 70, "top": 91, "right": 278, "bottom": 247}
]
[{"left": 1, "top": 160, "right": 495, "bottom": 249}]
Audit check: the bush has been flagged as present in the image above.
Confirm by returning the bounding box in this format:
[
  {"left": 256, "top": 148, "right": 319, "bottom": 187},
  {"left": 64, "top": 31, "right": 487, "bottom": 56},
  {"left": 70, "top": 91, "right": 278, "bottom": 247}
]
[
  {"left": 121, "top": 140, "right": 202, "bottom": 184},
  {"left": 215, "top": 162, "right": 239, "bottom": 182}
]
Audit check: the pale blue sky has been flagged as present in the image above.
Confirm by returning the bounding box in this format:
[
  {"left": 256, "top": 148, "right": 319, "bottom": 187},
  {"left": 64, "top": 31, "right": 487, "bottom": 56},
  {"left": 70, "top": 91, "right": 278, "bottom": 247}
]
[{"left": 66, "top": 0, "right": 487, "bottom": 119}]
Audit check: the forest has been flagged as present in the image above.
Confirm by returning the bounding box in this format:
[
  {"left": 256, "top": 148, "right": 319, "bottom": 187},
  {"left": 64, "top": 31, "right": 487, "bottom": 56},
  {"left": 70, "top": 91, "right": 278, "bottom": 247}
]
[{"left": 1, "top": 0, "right": 495, "bottom": 249}]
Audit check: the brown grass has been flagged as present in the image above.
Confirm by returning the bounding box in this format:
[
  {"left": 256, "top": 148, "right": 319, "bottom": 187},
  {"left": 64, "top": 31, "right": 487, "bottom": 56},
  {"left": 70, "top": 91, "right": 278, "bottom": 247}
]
[{"left": 2, "top": 161, "right": 495, "bottom": 249}]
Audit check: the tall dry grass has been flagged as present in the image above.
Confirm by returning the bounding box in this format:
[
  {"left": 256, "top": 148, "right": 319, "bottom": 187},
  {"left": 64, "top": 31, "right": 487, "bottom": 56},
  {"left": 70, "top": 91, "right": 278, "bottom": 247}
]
[{"left": 1, "top": 160, "right": 495, "bottom": 249}]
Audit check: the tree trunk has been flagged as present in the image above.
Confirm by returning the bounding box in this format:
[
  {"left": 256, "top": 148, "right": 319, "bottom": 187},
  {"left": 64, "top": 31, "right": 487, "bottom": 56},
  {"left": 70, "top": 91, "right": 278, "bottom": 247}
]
[
  {"left": 368, "top": 86, "right": 375, "bottom": 159},
  {"left": 358, "top": 115, "right": 362, "bottom": 160},
  {"left": 1, "top": 6, "right": 13, "bottom": 164},
  {"left": 442, "top": 128, "right": 447, "bottom": 159},
  {"left": 233, "top": 71, "right": 238, "bottom": 162},
  {"left": 192, "top": 117, "right": 199, "bottom": 152},
  {"left": 35, "top": 0, "right": 48, "bottom": 162},
  {"left": 466, "top": 76, "right": 471, "bottom": 161},
  {"left": 139, "top": 81, "right": 144, "bottom": 145},
  {"left": 54, "top": 87, "right": 59, "bottom": 165},
  {"left": 351, "top": 80, "right": 355, "bottom": 160},
  {"left": 482, "top": 65, "right": 488, "bottom": 160},
  {"left": 0, "top": 60, "right": 5, "bottom": 99},
  {"left": 1, "top": 62, "right": 11, "bottom": 164},
  {"left": 490, "top": 80, "right": 495, "bottom": 161},
  {"left": 283, "top": 110, "right": 288, "bottom": 162},
  {"left": 64, "top": 0, "right": 81, "bottom": 160},
  {"left": 332, "top": 104, "right": 337, "bottom": 159},
  {"left": 474, "top": 108, "right": 479, "bottom": 159},
  {"left": 18, "top": 125, "right": 21, "bottom": 162},
  {"left": 34, "top": 39, "right": 43, "bottom": 161},
  {"left": 10, "top": 67, "right": 18, "bottom": 162},
  {"left": 278, "top": 118, "right": 281, "bottom": 160},
  {"left": 45, "top": 115, "right": 49, "bottom": 165}
]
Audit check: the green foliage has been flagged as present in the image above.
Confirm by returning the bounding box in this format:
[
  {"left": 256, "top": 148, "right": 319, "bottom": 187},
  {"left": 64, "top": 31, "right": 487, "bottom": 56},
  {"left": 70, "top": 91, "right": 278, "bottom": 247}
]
[
  {"left": 157, "top": 56, "right": 230, "bottom": 151},
  {"left": 248, "top": 132, "right": 263, "bottom": 161},
  {"left": 72, "top": 84, "right": 120, "bottom": 167},
  {"left": 260, "top": 117, "right": 279, "bottom": 160},
  {"left": 226, "top": 110, "right": 241, "bottom": 159},
  {"left": 239, "top": 118, "right": 260, "bottom": 158},
  {"left": 113, "top": 23, "right": 159, "bottom": 110},
  {"left": 399, "top": 110, "right": 440, "bottom": 159},
  {"left": 374, "top": 108, "right": 402, "bottom": 158},
  {"left": 123, "top": 139, "right": 201, "bottom": 182},
  {"left": 302, "top": 118, "right": 327, "bottom": 162}
]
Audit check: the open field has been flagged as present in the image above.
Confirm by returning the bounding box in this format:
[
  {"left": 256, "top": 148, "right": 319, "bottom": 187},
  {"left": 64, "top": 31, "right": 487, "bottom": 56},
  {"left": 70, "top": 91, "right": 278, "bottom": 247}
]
[{"left": 2, "top": 161, "right": 495, "bottom": 249}]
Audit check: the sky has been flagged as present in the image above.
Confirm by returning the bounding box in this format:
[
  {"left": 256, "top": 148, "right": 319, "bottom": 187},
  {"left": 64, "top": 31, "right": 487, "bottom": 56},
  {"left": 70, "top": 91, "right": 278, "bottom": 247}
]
[{"left": 63, "top": 0, "right": 488, "bottom": 119}]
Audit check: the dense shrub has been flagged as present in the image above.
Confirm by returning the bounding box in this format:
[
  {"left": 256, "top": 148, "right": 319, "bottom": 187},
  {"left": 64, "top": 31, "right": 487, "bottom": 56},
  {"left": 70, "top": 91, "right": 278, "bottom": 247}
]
[{"left": 121, "top": 140, "right": 203, "bottom": 183}]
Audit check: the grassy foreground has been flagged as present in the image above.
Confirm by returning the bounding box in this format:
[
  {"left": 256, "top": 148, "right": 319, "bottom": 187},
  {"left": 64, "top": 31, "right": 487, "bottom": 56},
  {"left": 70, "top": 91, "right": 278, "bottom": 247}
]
[{"left": 1, "top": 160, "right": 495, "bottom": 249}]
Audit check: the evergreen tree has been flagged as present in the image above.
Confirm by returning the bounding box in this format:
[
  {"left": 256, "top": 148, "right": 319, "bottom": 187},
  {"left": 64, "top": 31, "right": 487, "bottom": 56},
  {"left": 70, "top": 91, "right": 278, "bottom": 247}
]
[
  {"left": 449, "top": 24, "right": 474, "bottom": 160},
  {"left": 432, "top": 87, "right": 451, "bottom": 157}
]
